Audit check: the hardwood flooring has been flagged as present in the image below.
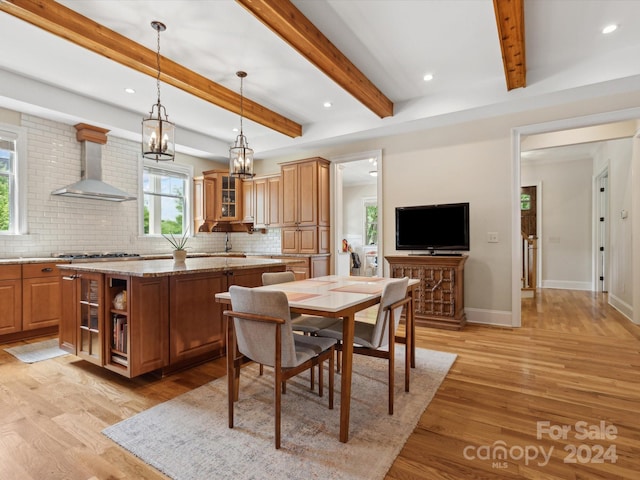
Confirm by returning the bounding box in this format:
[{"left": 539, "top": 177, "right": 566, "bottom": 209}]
[{"left": 1, "top": 289, "right": 638, "bottom": 479}]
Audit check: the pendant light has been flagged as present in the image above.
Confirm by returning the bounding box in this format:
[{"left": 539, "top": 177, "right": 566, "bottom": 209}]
[
  {"left": 142, "top": 21, "right": 175, "bottom": 161},
  {"left": 229, "top": 71, "right": 254, "bottom": 178}
]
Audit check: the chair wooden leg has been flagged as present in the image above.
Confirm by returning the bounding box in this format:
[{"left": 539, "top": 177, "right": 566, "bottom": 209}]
[
  {"left": 275, "top": 377, "right": 282, "bottom": 449},
  {"left": 388, "top": 315, "right": 395, "bottom": 415},
  {"left": 318, "top": 359, "right": 324, "bottom": 397},
  {"left": 336, "top": 342, "right": 341, "bottom": 373},
  {"left": 260, "top": 363, "right": 264, "bottom": 376},
  {"left": 329, "top": 347, "right": 334, "bottom": 410},
  {"left": 310, "top": 362, "right": 315, "bottom": 390}
]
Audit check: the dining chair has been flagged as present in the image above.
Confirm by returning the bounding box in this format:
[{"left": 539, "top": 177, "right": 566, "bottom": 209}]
[
  {"left": 262, "top": 272, "right": 338, "bottom": 333},
  {"left": 225, "top": 285, "right": 336, "bottom": 449},
  {"left": 316, "top": 276, "right": 410, "bottom": 415}
]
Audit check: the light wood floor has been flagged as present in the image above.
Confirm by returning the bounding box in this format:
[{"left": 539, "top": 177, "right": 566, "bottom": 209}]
[{"left": 1, "top": 289, "right": 638, "bottom": 479}]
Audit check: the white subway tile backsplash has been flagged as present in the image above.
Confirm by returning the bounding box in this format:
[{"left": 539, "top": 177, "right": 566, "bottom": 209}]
[{"left": 0, "top": 114, "right": 282, "bottom": 258}]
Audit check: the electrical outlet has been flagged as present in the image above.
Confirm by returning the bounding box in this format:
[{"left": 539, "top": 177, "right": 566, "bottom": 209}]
[{"left": 487, "top": 232, "right": 499, "bottom": 243}]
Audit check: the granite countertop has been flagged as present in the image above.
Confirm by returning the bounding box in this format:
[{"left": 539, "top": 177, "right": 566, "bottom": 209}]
[
  {"left": 0, "top": 251, "right": 330, "bottom": 266},
  {"left": 0, "top": 257, "right": 69, "bottom": 265},
  {"left": 56, "top": 256, "right": 292, "bottom": 277}
]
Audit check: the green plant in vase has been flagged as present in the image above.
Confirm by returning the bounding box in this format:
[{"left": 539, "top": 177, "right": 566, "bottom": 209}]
[{"left": 163, "top": 229, "right": 189, "bottom": 263}]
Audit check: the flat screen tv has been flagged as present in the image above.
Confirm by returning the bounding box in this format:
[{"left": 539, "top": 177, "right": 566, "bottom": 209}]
[{"left": 395, "top": 202, "right": 470, "bottom": 253}]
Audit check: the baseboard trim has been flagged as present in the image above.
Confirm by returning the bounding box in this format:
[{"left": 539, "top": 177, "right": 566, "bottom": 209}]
[
  {"left": 608, "top": 294, "right": 633, "bottom": 321},
  {"left": 466, "top": 308, "right": 513, "bottom": 327},
  {"left": 541, "top": 280, "right": 592, "bottom": 291}
]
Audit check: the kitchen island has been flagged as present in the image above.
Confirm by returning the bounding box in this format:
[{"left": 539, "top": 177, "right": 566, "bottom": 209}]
[{"left": 57, "top": 257, "right": 288, "bottom": 377}]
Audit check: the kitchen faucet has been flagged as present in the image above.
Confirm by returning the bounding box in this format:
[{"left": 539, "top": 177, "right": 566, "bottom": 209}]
[{"left": 224, "top": 232, "right": 232, "bottom": 252}]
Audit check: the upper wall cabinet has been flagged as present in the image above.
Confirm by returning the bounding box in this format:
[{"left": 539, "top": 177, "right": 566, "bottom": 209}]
[
  {"left": 280, "top": 157, "right": 330, "bottom": 254},
  {"left": 254, "top": 174, "right": 282, "bottom": 229},
  {"left": 194, "top": 170, "right": 244, "bottom": 232}
]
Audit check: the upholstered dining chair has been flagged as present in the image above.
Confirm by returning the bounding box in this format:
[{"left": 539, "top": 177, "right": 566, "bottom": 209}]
[
  {"left": 225, "top": 285, "right": 336, "bottom": 449},
  {"left": 262, "top": 271, "right": 338, "bottom": 389},
  {"left": 316, "top": 276, "right": 410, "bottom": 415},
  {"left": 262, "top": 271, "right": 337, "bottom": 333}
]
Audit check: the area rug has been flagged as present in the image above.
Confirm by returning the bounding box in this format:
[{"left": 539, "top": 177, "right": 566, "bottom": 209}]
[
  {"left": 103, "top": 346, "right": 456, "bottom": 480},
  {"left": 4, "top": 338, "right": 68, "bottom": 363}
]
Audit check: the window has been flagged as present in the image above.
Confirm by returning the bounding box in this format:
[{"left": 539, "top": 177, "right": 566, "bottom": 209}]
[
  {"left": 0, "top": 126, "right": 26, "bottom": 235},
  {"left": 142, "top": 160, "right": 192, "bottom": 236},
  {"left": 363, "top": 199, "right": 378, "bottom": 245}
]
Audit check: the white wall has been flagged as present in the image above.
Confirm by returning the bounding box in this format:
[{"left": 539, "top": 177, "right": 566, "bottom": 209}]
[
  {"left": 601, "top": 138, "right": 634, "bottom": 316},
  {"left": 521, "top": 157, "right": 593, "bottom": 290}
]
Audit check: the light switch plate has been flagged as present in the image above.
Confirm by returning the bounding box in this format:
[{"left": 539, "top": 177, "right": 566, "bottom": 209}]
[{"left": 487, "top": 232, "right": 499, "bottom": 243}]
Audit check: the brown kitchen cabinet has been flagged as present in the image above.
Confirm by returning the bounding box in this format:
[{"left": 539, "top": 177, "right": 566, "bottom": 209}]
[
  {"left": 280, "top": 157, "right": 330, "bottom": 254},
  {"left": 76, "top": 271, "right": 104, "bottom": 365},
  {"left": 169, "top": 265, "right": 283, "bottom": 368},
  {"left": 61, "top": 272, "right": 169, "bottom": 377},
  {"left": 253, "top": 174, "right": 282, "bottom": 228},
  {"left": 195, "top": 169, "right": 243, "bottom": 232},
  {"left": 105, "top": 275, "right": 169, "bottom": 377},
  {"left": 386, "top": 255, "right": 467, "bottom": 330},
  {"left": 258, "top": 255, "right": 329, "bottom": 280},
  {"left": 242, "top": 177, "right": 254, "bottom": 223},
  {"left": 0, "top": 265, "right": 22, "bottom": 336},
  {"left": 59, "top": 261, "right": 286, "bottom": 377},
  {"left": 22, "top": 262, "right": 64, "bottom": 331},
  {"left": 0, "top": 262, "right": 65, "bottom": 342}
]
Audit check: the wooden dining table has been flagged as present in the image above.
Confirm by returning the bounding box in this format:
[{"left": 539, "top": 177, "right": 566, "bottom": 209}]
[{"left": 215, "top": 274, "right": 419, "bottom": 443}]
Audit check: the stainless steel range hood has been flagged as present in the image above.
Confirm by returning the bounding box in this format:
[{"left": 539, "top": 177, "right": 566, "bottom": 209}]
[{"left": 52, "top": 124, "right": 136, "bottom": 202}]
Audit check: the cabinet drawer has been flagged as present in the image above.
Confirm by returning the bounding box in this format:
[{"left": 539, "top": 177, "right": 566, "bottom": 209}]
[
  {"left": 0, "top": 264, "right": 22, "bottom": 280},
  {"left": 23, "top": 262, "right": 65, "bottom": 278}
]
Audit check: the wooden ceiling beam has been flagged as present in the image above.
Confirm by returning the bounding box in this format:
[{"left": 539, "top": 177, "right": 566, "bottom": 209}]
[
  {"left": 493, "top": 0, "right": 526, "bottom": 90},
  {"left": 237, "top": 0, "right": 394, "bottom": 118},
  {"left": 0, "top": 0, "right": 302, "bottom": 138}
]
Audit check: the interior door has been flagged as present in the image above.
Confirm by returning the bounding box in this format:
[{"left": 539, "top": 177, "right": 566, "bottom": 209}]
[{"left": 520, "top": 186, "right": 537, "bottom": 237}]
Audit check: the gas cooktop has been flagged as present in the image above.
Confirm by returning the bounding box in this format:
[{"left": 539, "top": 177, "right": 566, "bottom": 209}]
[{"left": 52, "top": 252, "right": 141, "bottom": 262}]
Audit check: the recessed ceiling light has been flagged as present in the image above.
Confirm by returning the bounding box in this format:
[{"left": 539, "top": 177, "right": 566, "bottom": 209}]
[
  {"left": 323, "top": 101, "right": 333, "bottom": 108},
  {"left": 124, "top": 88, "right": 136, "bottom": 94},
  {"left": 423, "top": 73, "right": 434, "bottom": 82},
  {"left": 232, "top": 127, "right": 239, "bottom": 133},
  {"left": 602, "top": 24, "right": 618, "bottom": 34}
]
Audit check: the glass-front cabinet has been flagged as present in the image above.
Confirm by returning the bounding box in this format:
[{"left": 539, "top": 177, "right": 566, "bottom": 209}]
[
  {"left": 77, "top": 272, "right": 103, "bottom": 365},
  {"left": 220, "top": 174, "right": 237, "bottom": 220},
  {"left": 194, "top": 170, "right": 243, "bottom": 231}
]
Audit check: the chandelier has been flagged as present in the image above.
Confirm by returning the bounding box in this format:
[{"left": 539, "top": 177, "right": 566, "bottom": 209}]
[
  {"left": 142, "top": 21, "right": 175, "bottom": 161},
  {"left": 229, "top": 71, "right": 254, "bottom": 178}
]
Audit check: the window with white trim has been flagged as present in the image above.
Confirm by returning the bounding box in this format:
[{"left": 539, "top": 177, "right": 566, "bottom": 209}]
[
  {"left": 142, "top": 160, "right": 192, "bottom": 236},
  {"left": 0, "top": 126, "right": 26, "bottom": 235}
]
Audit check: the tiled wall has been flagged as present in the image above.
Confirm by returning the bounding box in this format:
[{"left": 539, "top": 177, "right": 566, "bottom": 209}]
[{"left": 0, "top": 114, "right": 281, "bottom": 257}]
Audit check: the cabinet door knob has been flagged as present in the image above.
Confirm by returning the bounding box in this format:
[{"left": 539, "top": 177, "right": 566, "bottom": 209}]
[{"left": 42, "top": 267, "right": 53, "bottom": 272}]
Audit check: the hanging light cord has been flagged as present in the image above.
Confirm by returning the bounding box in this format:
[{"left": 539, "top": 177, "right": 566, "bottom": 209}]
[
  {"left": 239, "top": 74, "right": 244, "bottom": 136},
  {"left": 155, "top": 26, "right": 162, "bottom": 108}
]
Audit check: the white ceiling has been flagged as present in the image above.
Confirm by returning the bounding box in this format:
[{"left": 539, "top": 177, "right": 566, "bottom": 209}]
[{"left": 2, "top": 0, "right": 640, "bottom": 164}]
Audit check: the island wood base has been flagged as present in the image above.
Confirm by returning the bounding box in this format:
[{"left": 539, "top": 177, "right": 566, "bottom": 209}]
[
  {"left": 386, "top": 255, "right": 467, "bottom": 330},
  {"left": 59, "top": 259, "right": 287, "bottom": 377}
]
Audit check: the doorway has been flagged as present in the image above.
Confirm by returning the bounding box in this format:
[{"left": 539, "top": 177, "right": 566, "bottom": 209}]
[
  {"left": 331, "top": 150, "right": 382, "bottom": 277},
  {"left": 512, "top": 108, "right": 640, "bottom": 327}
]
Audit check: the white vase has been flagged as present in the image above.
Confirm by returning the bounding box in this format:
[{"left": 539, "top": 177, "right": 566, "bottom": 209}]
[{"left": 172, "top": 249, "right": 187, "bottom": 264}]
